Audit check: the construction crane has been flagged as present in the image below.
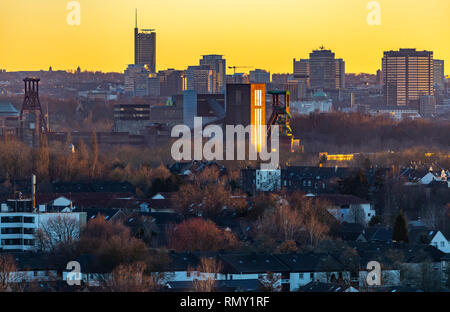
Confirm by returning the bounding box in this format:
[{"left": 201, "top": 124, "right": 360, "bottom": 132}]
[{"left": 228, "top": 66, "right": 253, "bottom": 75}]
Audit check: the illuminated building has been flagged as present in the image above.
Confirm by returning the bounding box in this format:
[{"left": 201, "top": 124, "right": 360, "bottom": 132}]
[
  {"left": 199, "top": 55, "right": 226, "bottom": 93},
  {"left": 382, "top": 49, "right": 434, "bottom": 107},
  {"left": 251, "top": 84, "right": 266, "bottom": 153},
  {"left": 134, "top": 11, "right": 156, "bottom": 73}
]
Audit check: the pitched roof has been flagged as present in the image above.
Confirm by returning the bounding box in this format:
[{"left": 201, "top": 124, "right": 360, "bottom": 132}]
[
  {"left": 275, "top": 253, "right": 344, "bottom": 272},
  {"left": 316, "top": 194, "right": 370, "bottom": 205},
  {"left": 0, "top": 102, "right": 19, "bottom": 116},
  {"left": 363, "top": 226, "right": 393, "bottom": 242},
  {"left": 298, "top": 282, "right": 356, "bottom": 292},
  {"left": 219, "top": 253, "right": 289, "bottom": 274}
]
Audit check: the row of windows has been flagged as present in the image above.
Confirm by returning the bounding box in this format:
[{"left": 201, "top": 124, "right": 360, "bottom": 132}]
[
  {"left": 1, "top": 239, "right": 35, "bottom": 246},
  {"left": 1, "top": 227, "right": 35, "bottom": 234},
  {"left": 1, "top": 216, "right": 35, "bottom": 223}
]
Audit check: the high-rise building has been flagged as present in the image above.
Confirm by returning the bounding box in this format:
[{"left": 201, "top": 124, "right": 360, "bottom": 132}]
[
  {"left": 134, "top": 11, "right": 156, "bottom": 73},
  {"left": 382, "top": 49, "right": 434, "bottom": 107},
  {"left": 249, "top": 69, "right": 271, "bottom": 84},
  {"left": 335, "top": 59, "right": 345, "bottom": 89},
  {"left": 309, "top": 49, "right": 345, "bottom": 90},
  {"left": 124, "top": 64, "right": 150, "bottom": 97},
  {"left": 433, "top": 59, "right": 445, "bottom": 88},
  {"left": 293, "top": 59, "right": 310, "bottom": 88},
  {"left": 185, "top": 65, "right": 216, "bottom": 94},
  {"left": 199, "top": 55, "right": 226, "bottom": 93}
]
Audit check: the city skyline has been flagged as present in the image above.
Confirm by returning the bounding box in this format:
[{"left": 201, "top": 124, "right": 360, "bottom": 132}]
[{"left": 1, "top": 0, "right": 449, "bottom": 75}]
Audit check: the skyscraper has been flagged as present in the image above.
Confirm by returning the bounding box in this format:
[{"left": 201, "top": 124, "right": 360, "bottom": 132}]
[
  {"left": 134, "top": 10, "right": 156, "bottom": 73},
  {"left": 433, "top": 59, "right": 445, "bottom": 88},
  {"left": 382, "top": 49, "right": 434, "bottom": 107},
  {"left": 199, "top": 55, "right": 226, "bottom": 93},
  {"left": 308, "top": 48, "right": 345, "bottom": 90}
]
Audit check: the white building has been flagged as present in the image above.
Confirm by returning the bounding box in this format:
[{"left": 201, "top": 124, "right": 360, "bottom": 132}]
[
  {"left": 316, "top": 194, "right": 376, "bottom": 225},
  {"left": 290, "top": 90, "right": 332, "bottom": 115},
  {"left": 255, "top": 169, "right": 281, "bottom": 192},
  {"left": 0, "top": 198, "right": 86, "bottom": 251}
]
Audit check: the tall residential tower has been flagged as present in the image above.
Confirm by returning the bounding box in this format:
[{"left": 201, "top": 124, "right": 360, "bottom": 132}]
[{"left": 382, "top": 49, "right": 434, "bottom": 107}]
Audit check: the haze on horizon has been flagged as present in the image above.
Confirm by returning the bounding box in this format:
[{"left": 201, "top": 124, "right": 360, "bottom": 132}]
[{"left": 0, "top": 0, "right": 449, "bottom": 75}]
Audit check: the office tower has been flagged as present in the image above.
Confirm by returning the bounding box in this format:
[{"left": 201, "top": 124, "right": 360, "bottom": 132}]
[
  {"left": 134, "top": 10, "right": 156, "bottom": 73},
  {"left": 382, "top": 49, "right": 434, "bottom": 107},
  {"left": 309, "top": 49, "right": 342, "bottom": 90},
  {"left": 185, "top": 65, "right": 216, "bottom": 94},
  {"left": 433, "top": 59, "right": 445, "bottom": 88},
  {"left": 335, "top": 59, "right": 345, "bottom": 89},
  {"left": 293, "top": 59, "right": 310, "bottom": 88},
  {"left": 249, "top": 69, "right": 271, "bottom": 84},
  {"left": 158, "top": 69, "right": 184, "bottom": 97},
  {"left": 419, "top": 95, "right": 436, "bottom": 118},
  {"left": 199, "top": 55, "right": 226, "bottom": 93},
  {"left": 124, "top": 64, "right": 150, "bottom": 97}
]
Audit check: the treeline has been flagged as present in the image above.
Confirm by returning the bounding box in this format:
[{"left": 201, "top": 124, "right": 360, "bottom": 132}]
[
  {"left": 0, "top": 135, "right": 177, "bottom": 198},
  {"left": 291, "top": 112, "right": 450, "bottom": 153}
]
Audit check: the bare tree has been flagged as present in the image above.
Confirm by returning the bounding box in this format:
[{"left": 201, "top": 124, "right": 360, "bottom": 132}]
[
  {"left": 301, "top": 199, "right": 330, "bottom": 247},
  {"left": 35, "top": 215, "right": 80, "bottom": 253},
  {"left": 259, "top": 272, "right": 281, "bottom": 292},
  {"left": 103, "top": 262, "right": 163, "bottom": 292},
  {"left": 192, "top": 257, "right": 224, "bottom": 292},
  {"left": 0, "top": 254, "right": 25, "bottom": 292}
]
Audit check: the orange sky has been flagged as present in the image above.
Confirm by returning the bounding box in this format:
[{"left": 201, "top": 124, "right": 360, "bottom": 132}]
[{"left": 1, "top": 0, "right": 449, "bottom": 75}]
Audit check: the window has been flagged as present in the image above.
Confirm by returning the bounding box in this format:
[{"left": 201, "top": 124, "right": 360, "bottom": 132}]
[
  {"left": 1, "top": 216, "right": 23, "bottom": 223},
  {"left": 24, "top": 228, "right": 35, "bottom": 235},
  {"left": 441, "top": 241, "right": 445, "bottom": 247},
  {"left": 24, "top": 217, "right": 35, "bottom": 223},
  {"left": 310, "top": 273, "right": 314, "bottom": 279},
  {"left": 299, "top": 273, "right": 304, "bottom": 279},
  {"left": 186, "top": 272, "right": 191, "bottom": 278}
]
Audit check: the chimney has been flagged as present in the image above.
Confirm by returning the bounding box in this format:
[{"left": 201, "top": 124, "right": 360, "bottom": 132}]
[{"left": 32, "top": 174, "right": 36, "bottom": 212}]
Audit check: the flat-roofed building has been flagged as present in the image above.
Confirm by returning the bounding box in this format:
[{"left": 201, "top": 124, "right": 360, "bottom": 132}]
[{"left": 382, "top": 49, "right": 434, "bottom": 107}]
